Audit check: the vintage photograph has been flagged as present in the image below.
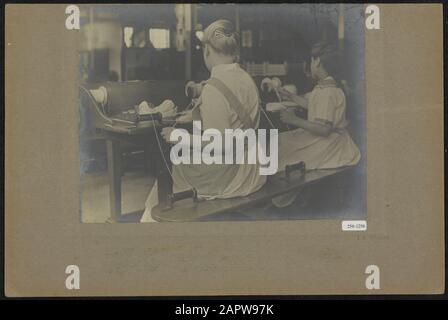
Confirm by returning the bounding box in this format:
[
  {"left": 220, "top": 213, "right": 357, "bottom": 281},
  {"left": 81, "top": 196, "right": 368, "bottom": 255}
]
[
  {"left": 79, "top": 3, "right": 366, "bottom": 223},
  {"left": 5, "top": 3, "right": 444, "bottom": 297}
]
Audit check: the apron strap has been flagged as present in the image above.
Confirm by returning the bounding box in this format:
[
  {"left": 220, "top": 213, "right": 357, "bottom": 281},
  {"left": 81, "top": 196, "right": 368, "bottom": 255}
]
[{"left": 206, "top": 77, "right": 254, "bottom": 129}]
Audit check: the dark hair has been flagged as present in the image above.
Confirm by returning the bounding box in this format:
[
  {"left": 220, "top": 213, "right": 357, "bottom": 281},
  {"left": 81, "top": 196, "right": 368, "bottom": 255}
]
[
  {"left": 202, "top": 20, "right": 240, "bottom": 59},
  {"left": 310, "top": 41, "right": 340, "bottom": 79}
]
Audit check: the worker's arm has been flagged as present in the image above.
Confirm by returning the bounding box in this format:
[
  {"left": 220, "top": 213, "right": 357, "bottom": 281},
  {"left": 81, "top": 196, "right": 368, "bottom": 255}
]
[{"left": 280, "top": 108, "right": 332, "bottom": 137}]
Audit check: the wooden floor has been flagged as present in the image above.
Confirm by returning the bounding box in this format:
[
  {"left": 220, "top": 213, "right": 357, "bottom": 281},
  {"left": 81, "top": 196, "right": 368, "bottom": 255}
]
[{"left": 81, "top": 170, "right": 153, "bottom": 223}]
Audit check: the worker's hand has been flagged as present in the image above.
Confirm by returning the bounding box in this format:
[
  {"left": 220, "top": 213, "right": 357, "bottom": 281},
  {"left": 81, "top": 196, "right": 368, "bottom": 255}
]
[
  {"left": 161, "top": 127, "right": 177, "bottom": 143},
  {"left": 279, "top": 108, "right": 298, "bottom": 126},
  {"left": 185, "top": 81, "right": 206, "bottom": 98}
]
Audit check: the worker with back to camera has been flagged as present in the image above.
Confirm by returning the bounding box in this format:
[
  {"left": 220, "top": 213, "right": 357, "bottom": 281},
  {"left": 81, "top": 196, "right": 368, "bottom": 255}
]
[{"left": 140, "top": 19, "right": 266, "bottom": 222}]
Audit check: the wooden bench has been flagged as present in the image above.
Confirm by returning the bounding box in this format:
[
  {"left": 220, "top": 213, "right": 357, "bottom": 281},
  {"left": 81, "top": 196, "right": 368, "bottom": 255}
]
[{"left": 151, "top": 163, "right": 353, "bottom": 222}]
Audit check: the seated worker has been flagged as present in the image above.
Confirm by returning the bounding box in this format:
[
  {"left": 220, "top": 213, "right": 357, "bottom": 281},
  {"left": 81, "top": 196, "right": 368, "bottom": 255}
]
[
  {"left": 140, "top": 20, "right": 266, "bottom": 222},
  {"left": 272, "top": 41, "right": 361, "bottom": 208}
]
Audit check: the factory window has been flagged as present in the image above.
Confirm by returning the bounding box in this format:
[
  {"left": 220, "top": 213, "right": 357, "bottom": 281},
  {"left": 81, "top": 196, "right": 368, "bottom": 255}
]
[
  {"left": 123, "top": 27, "right": 134, "bottom": 48},
  {"left": 149, "top": 28, "right": 170, "bottom": 49}
]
